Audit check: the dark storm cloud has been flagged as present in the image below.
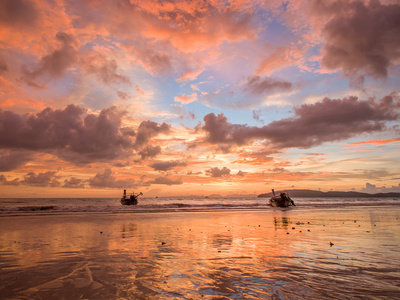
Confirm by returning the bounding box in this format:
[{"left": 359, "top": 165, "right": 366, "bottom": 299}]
[
  {"left": 316, "top": 0, "right": 400, "bottom": 84},
  {"left": 144, "top": 176, "right": 183, "bottom": 185},
  {"left": 21, "top": 171, "right": 60, "bottom": 187},
  {"left": 63, "top": 177, "right": 85, "bottom": 189},
  {"left": 0, "top": 175, "right": 20, "bottom": 186},
  {"left": 88, "top": 169, "right": 137, "bottom": 189},
  {"left": 0, "top": 0, "right": 39, "bottom": 29},
  {"left": 21, "top": 32, "right": 78, "bottom": 86},
  {"left": 0, "top": 59, "right": 8, "bottom": 73},
  {"left": 266, "top": 94, "right": 399, "bottom": 149},
  {"left": 245, "top": 76, "right": 292, "bottom": 94},
  {"left": 117, "top": 91, "right": 129, "bottom": 100},
  {"left": 0, "top": 151, "right": 33, "bottom": 171},
  {"left": 149, "top": 160, "right": 187, "bottom": 171},
  {"left": 0, "top": 105, "right": 129, "bottom": 162},
  {"left": 0, "top": 105, "right": 168, "bottom": 164},
  {"left": 199, "top": 93, "right": 400, "bottom": 150},
  {"left": 134, "top": 121, "right": 170, "bottom": 149},
  {"left": 205, "top": 167, "right": 231, "bottom": 178},
  {"left": 138, "top": 145, "right": 162, "bottom": 160}
]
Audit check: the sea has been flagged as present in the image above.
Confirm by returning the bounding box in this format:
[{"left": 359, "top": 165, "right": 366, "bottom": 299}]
[
  {"left": 1, "top": 196, "right": 400, "bottom": 299},
  {"left": 1, "top": 196, "right": 400, "bottom": 215}
]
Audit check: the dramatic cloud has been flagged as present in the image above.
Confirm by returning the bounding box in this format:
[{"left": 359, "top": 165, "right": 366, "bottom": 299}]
[
  {"left": 0, "top": 59, "right": 8, "bottom": 73},
  {"left": 0, "top": 150, "right": 33, "bottom": 171},
  {"left": 318, "top": 0, "right": 400, "bottom": 84},
  {"left": 21, "top": 171, "right": 60, "bottom": 187},
  {"left": 0, "top": 105, "right": 168, "bottom": 164},
  {"left": 200, "top": 93, "right": 400, "bottom": 150},
  {"left": 0, "top": 0, "right": 39, "bottom": 29},
  {"left": 205, "top": 167, "right": 231, "bottom": 178},
  {"left": 149, "top": 160, "right": 187, "bottom": 171},
  {"left": 1, "top": 0, "right": 399, "bottom": 195}
]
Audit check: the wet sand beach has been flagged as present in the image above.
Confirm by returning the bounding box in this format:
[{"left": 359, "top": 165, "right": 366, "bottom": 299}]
[{"left": 1, "top": 206, "right": 400, "bottom": 299}]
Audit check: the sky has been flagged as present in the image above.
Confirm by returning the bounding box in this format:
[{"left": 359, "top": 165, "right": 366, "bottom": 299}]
[{"left": 0, "top": 0, "right": 400, "bottom": 197}]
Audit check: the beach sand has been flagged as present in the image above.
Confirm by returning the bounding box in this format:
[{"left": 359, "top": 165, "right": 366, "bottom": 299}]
[{"left": 1, "top": 206, "right": 400, "bottom": 299}]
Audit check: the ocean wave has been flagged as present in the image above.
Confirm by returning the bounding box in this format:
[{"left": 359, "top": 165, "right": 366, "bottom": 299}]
[{"left": 0, "top": 197, "right": 399, "bottom": 216}]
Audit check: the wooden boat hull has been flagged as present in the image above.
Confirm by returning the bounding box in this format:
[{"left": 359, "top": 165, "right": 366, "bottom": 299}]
[
  {"left": 120, "top": 190, "right": 142, "bottom": 205},
  {"left": 269, "top": 193, "right": 295, "bottom": 207},
  {"left": 120, "top": 196, "right": 138, "bottom": 205}
]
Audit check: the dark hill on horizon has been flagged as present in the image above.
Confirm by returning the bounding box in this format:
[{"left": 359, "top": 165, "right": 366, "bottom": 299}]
[{"left": 257, "top": 189, "right": 400, "bottom": 198}]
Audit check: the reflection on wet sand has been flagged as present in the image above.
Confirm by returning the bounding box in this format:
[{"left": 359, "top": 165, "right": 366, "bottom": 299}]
[
  {"left": 274, "top": 216, "right": 290, "bottom": 230},
  {"left": 1, "top": 208, "right": 400, "bottom": 299}
]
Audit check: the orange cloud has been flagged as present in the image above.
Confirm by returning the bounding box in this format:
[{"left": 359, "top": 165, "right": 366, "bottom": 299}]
[
  {"left": 350, "top": 138, "right": 400, "bottom": 145},
  {"left": 0, "top": 97, "right": 46, "bottom": 112},
  {"left": 140, "top": 1, "right": 258, "bottom": 52},
  {"left": 174, "top": 93, "right": 198, "bottom": 104},
  {"left": 0, "top": 0, "right": 72, "bottom": 54}
]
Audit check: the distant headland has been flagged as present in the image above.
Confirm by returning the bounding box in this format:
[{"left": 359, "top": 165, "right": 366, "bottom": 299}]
[{"left": 257, "top": 189, "right": 400, "bottom": 198}]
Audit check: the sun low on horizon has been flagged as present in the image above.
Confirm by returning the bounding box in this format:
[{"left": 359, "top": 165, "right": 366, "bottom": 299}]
[{"left": 0, "top": 0, "right": 399, "bottom": 198}]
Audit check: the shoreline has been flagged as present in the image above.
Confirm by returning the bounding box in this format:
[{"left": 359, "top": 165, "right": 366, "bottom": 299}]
[{"left": 1, "top": 201, "right": 400, "bottom": 218}]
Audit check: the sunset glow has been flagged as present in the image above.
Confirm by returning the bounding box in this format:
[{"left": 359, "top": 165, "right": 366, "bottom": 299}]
[{"left": 1, "top": 0, "right": 400, "bottom": 197}]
